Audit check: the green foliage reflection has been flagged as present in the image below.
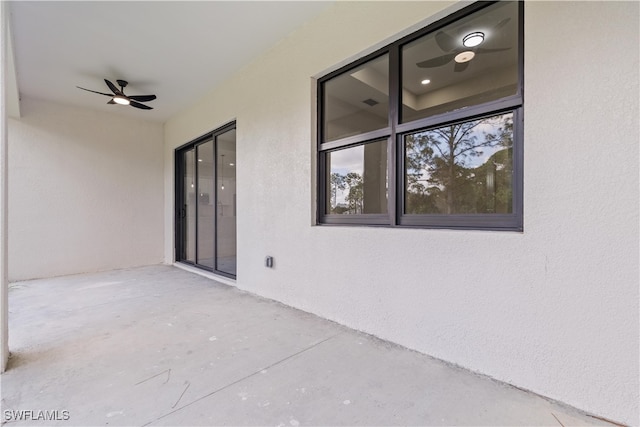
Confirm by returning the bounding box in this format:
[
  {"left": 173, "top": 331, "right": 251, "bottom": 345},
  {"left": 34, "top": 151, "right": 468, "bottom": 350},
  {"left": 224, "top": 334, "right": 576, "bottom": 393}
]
[{"left": 405, "top": 113, "right": 513, "bottom": 214}]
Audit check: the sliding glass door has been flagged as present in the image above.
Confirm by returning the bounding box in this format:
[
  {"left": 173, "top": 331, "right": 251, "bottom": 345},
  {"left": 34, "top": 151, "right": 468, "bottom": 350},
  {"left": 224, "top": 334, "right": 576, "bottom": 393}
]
[
  {"left": 215, "top": 129, "right": 237, "bottom": 275},
  {"left": 182, "top": 147, "right": 197, "bottom": 263},
  {"left": 176, "top": 123, "right": 236, "bottom": 277},
  {"left": 196, "top": 139, "right": 215, "bottom": 268}
]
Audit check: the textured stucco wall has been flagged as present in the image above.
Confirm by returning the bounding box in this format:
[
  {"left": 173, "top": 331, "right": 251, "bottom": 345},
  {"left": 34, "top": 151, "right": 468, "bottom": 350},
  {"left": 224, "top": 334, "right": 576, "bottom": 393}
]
[
  {"left": 164, "top": 2, "right": 639, "bottom": 424},
  {"left": 9, "top": 98, "right": 164, "bottom": 281}
]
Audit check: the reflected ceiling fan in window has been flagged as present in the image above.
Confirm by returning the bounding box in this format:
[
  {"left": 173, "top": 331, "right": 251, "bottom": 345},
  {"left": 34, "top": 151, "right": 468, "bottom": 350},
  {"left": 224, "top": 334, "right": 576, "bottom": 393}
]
[
  {"left": 77, "top": 79, "right": 157, "bottom": 110},
  {"left": 416, "top": 18, "right": 511, "bottom": 73}
]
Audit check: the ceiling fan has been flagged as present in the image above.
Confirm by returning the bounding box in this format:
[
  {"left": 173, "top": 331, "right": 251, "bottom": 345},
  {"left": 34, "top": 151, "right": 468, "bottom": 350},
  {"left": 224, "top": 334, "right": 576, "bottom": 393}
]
[
  {"left": 77, "top": 79, "right": 157, "bottom": 110},
  {"left": 416, "top": 18, "right": 511, "bottom": 73}
]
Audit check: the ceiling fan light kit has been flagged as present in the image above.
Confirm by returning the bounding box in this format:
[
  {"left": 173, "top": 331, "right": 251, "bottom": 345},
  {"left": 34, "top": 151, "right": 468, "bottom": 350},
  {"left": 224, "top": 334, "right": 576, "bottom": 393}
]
[
  {"left": 76, "top": 78, "right": 156, "bottom": 110},
  {"left": 454, "top": 51, "right": 475, "bottom": 64},
  {"left": 112, "top": 95, "right": 130, "bottom": 105}
]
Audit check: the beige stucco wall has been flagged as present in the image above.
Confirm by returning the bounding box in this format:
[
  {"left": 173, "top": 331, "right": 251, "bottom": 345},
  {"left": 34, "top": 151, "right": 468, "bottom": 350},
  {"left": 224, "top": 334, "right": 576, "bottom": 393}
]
[
  {"left": 9, "top": 98, "right": 164, "bottom": 281},
  {"left": 164, "top": 2, "right": 639, "bottom": 424}
]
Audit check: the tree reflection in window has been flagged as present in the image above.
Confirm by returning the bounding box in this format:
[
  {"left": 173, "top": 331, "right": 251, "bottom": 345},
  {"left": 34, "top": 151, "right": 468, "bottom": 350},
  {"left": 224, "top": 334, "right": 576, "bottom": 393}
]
[
  {"left": 404, "top": 112, "right": 513, "bottom": 214},
  {"left": 327, "top": 139, "right": 387, "bottom": 215},
  {"left": 330, "top": 172, "right": 364, "bottom": 214}
]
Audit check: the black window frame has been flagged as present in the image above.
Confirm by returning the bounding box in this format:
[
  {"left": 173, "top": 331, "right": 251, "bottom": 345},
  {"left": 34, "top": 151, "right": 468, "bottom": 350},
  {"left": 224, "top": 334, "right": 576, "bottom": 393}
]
[{"left": 317, "top": 1, "right": 524, "bottom": 231}]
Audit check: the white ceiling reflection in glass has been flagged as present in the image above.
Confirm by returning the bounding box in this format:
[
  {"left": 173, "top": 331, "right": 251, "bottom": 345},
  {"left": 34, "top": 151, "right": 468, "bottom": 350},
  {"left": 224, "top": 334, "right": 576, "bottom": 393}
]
[{"left": 401, "top": 1, "right": 519, "bottom": 123}]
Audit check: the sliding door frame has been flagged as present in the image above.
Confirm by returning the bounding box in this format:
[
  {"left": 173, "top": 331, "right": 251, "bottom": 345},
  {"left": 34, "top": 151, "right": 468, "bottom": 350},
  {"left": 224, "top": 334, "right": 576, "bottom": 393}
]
[{"left": 175, "top": 121, "right": 236, "bottom": 278}]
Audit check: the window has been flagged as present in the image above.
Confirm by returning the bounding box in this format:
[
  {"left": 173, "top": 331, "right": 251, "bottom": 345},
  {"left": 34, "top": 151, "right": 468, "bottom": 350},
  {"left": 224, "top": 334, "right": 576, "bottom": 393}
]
[{"left": 317, "top": 1, "right": 523, "bottom": 230}]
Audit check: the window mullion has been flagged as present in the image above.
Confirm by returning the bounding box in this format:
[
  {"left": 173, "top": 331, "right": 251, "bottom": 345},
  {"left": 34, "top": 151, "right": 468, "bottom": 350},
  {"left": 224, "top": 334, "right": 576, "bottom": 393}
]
[
  {"left": 194, "top": 145, "right": 199, "bottom": 264},
  {"left": 396, "top": 133, "right": 406, "bottom": 222},
  {"left": 317, "top": 151, "right": 327, "bottom": 222},
  {"left": 388, "top": 45, "right": 400, "bottom": 225}
]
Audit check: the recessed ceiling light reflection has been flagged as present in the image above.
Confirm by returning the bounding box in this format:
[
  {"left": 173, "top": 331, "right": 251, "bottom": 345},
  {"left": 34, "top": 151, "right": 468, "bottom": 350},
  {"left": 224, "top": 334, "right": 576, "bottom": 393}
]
[{"left": 421, "top": 79, "right": 431, "bottom": 85}]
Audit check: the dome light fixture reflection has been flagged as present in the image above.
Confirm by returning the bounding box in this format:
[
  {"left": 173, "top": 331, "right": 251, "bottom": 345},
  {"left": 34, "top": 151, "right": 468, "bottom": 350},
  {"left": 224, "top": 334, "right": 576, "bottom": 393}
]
[{"left": 463, "top": 32, "right": 484, "bottom": 48}]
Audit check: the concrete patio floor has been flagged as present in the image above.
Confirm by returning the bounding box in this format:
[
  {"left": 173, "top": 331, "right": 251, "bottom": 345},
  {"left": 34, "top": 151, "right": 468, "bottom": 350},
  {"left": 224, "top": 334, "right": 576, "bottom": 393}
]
[{"left": 1, "top": 265, "right": 613, "bottom": 426}]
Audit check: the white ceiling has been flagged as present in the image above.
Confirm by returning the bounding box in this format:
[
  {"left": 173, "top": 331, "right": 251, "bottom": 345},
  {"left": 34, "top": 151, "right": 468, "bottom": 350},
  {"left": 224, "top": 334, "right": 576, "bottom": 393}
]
[{"left": 8, "top": 1, "right": 332, "bottom": 123}]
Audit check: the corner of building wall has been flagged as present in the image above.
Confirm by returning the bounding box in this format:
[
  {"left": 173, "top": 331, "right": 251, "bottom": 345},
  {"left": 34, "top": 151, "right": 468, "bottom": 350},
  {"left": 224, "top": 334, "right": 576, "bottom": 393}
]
[
  {"left": 162, "top": 121, "right": 175, "bottom": 266},
  {"left": 6, "top": 14, "right": 20, "bottom": 120},
  {"left": 0, "top": 0, "right": 11, "bottom": 373}
]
